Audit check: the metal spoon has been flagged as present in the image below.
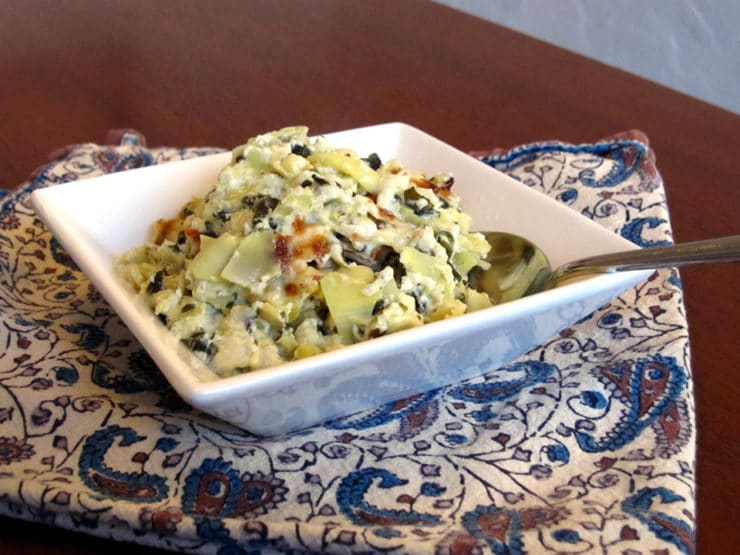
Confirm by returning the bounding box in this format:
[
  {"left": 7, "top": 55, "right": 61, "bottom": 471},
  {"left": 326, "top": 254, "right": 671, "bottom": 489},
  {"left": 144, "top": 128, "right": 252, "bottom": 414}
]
[{"left": 470, "top": 232, "right": 740, "bottom": 305}]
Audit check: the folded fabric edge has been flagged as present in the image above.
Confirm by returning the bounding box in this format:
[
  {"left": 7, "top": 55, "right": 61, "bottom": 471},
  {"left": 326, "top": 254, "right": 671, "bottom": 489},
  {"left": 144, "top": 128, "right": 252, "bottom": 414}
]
[
  {"left": 471, "top": 129, "right": 658, "bottom": 182},
  {"left": 14, "top": 128, "right": 657, "bottom": 190}
]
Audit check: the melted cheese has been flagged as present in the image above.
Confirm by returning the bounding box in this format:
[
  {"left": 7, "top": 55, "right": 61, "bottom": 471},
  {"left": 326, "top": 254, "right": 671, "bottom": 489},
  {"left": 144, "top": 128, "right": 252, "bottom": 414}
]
[{"left": 117, "top": 127, "right": 491, "bottom": 376}]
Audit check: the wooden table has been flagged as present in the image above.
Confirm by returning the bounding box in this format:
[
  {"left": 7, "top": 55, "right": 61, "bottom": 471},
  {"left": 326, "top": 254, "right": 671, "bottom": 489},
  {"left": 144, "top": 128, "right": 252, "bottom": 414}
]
[{"left": 1, "top": 1, "right": 738, "bottom": 553}]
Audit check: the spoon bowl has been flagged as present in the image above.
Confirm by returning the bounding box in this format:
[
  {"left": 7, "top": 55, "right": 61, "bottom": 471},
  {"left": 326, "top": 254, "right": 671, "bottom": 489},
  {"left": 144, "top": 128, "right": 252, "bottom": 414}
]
[{"left": 472, "top": 232, "right": 740, "bottom": 305}]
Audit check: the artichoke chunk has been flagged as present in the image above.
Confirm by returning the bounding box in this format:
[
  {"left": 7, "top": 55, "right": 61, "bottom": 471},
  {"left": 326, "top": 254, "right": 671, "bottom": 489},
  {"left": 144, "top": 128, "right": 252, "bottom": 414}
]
[
  {"left": 371, "top": 282, "right": 424, "bottom": 335},
  {"left": 400, "top": 246, "right": 467, "bottom": 321},
  {"left": 221, "top": 230, "right": 280, "bottom": 286},
  {"left": 190, "top": 234, "right": 238, "bottom": 281},
  {"left": 272, "top": 153, "right": 310, "bottom": 178},
  {"left": 465, "top": 288, "right": 492, "bottom": 312},
  {"left": 320, "top": 265, "right": 380, "bottom": 343},
  {"left": 400, "top": 247, "right": 454, "bottom": 298},
  {"left": 451, "top": 232, "right": 490, "bottom": 278},
  {"left": 309, "top": 150, "right": 379, "bottom": 193},
  {"left": 452, "top": 249, "right": 480, "bottom": 278}
]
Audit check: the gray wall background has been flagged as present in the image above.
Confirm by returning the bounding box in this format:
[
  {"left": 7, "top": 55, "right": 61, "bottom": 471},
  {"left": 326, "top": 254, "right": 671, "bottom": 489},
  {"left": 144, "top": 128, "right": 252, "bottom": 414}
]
[{"left": 435, "top": 0, "right": 739, "bottom": 114}]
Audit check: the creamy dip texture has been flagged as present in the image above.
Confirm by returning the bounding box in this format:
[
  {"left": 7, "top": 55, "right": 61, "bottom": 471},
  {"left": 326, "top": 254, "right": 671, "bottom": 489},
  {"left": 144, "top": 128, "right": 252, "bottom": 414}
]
[{"left": 117, "top": 127, "right": 492, "bottom": 376}]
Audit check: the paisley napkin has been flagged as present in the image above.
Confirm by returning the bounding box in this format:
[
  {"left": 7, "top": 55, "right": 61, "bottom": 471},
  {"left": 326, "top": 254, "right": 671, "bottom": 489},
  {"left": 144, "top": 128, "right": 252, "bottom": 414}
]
[{"left": 0, "top": 130, "right": 695, "bottom": 554}]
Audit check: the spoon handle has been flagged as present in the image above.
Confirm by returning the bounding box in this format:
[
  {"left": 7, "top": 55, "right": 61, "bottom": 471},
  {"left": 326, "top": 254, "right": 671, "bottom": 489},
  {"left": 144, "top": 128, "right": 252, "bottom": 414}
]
[{"left": 558, "top": 235, "right": 740, "bottom": 275}]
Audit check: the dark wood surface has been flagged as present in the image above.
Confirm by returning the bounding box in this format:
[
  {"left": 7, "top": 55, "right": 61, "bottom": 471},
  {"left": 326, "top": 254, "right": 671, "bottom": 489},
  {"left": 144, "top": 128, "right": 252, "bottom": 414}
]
[{"left": 1, "top": 1, "right": 738, "bottom": 553}]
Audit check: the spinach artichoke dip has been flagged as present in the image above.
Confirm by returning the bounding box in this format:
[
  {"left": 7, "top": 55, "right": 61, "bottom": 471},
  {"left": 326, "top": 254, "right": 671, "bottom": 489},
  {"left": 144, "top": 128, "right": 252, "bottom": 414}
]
[{"left": 117, "top": 127, "right": 492, "bottom": 376}]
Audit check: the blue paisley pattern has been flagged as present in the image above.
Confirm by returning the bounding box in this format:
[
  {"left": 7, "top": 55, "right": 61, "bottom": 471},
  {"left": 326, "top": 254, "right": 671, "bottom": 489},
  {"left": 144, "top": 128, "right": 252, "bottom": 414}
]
[
  {"left": 337, "top": 468, "right": 442, "bottom": 526},
  {"left": 0, "top": 130, "right": 695, "bottom": 553},
  {"left": 78, "top": 425, "right": 169, "bottom": 502}
]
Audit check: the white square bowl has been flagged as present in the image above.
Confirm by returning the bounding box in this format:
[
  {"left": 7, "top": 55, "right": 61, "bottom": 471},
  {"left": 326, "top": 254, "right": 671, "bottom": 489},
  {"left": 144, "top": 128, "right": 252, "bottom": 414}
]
[{"left": 31, "top": 123, "right": 650, "bottom": 435}]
